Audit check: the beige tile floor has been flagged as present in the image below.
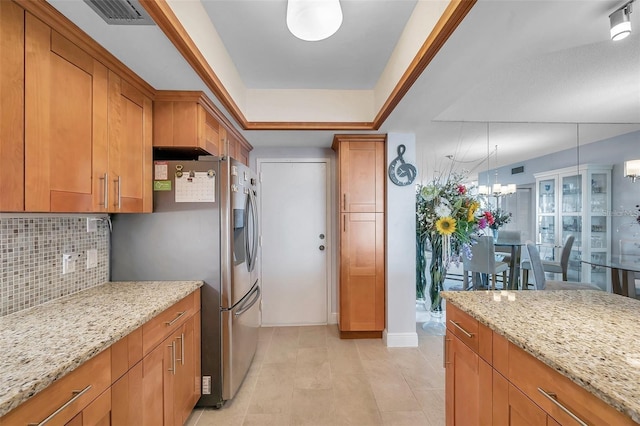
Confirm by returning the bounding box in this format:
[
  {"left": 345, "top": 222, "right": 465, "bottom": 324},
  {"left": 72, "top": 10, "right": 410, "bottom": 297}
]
[{"left": 186, "top": 320, "right": 445, "bottom": 426}]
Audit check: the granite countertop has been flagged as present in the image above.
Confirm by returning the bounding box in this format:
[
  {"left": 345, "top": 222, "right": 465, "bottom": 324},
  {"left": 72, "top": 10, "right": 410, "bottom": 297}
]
[
  {"left": 0, "top": 280, "right": 203, "bottom": 417},
  {"left": 442, "top": 290, "right": 640, "bottom": 423}
]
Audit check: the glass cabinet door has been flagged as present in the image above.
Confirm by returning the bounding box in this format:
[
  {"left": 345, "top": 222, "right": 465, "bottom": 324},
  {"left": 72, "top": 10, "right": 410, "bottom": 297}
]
[
  {"left": 538, "top": 179, "right": 555, "bottom": 214},
  {"left": 590, "top": 173, "right": 607, "bottom": 213},
  {"left": 561, "top": 174, "right": 581, "bottom": 213},
  {"left": 538, "top": 216, "right": 556, "bottom": 246}
]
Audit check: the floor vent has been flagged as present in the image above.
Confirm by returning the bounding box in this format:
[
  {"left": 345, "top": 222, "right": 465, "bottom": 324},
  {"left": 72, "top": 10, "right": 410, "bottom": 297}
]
[{"left": 84, "top": 0, "right": 155, "bottom": 25}]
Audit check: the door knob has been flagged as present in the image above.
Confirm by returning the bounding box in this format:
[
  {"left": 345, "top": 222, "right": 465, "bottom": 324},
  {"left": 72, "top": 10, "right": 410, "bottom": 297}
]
[{"left": 319, "top": 245, "right": 325, "bottom": 251}]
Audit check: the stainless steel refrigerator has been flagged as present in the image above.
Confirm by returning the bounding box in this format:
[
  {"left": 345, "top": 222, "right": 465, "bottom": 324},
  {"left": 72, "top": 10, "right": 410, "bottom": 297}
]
[{"left": 110, "top": 156, "right": 260, "bottom": 408}]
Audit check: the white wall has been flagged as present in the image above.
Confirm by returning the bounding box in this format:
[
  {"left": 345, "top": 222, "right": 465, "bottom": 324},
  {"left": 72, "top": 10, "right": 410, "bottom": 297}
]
[{"left": 384, "top": 133, "right": 419, "bottom": 347}]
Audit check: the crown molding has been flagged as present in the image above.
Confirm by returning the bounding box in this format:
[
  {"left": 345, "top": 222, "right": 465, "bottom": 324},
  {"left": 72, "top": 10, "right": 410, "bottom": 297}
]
[{"left": 140, "top": 0, "right": 476, "bottom": 131}]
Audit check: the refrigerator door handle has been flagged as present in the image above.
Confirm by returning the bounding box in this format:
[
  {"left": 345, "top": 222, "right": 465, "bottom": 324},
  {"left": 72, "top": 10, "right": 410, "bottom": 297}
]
[
  {"left": 249, "top": 189, "right": 258, "bottom": 271},
  {"left": 244, "top": 189, "right": 259, "bottom": 272},
  {"left": 234, "top": 284, "right": 261, "bottom": 317}
]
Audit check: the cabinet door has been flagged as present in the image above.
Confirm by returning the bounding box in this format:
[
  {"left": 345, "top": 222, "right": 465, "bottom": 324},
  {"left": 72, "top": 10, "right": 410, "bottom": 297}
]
[
  {"left": 180, "top": 313, "right": 201, "bottom": 419},
  {"left": 0, "top": 1, "right": 24, "bottom": 211},
  {"left": 201, "top": 106, "right": 220, "bottom": 156},
  {"left": 142, "top": 339, "right": 167, "bottom": 426},
  {"left": 339, "top": 141, "right": 384, "bottom": 213},
  {"left": 106, "top": 72, "right": 152, "bottom": 213},
  {"left": 340, "top": 213, "right": 384, "bottom": 331},
  {"left": 445, "top": 331, "right": 492, "bottom": 426},
  {"left": 493, "top": 370, "right": 547, "bottom": 425},
  {"left": 79, "top": 388, "right": 111, "bottom": 426},
  {"left": 112, "top": 362, "right": 143, "bottom": 425},
  {"left": 25, "top": 13, "right": 108, "bottom": 212}
]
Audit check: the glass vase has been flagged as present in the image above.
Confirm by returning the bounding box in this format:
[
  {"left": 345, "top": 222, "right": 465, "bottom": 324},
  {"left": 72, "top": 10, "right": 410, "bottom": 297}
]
[
  {"left": 416, "top": 235, "right": 427, "bottom": 303},
  {"left": 428, "top": 232, "right": 446, "bottom": 314}
]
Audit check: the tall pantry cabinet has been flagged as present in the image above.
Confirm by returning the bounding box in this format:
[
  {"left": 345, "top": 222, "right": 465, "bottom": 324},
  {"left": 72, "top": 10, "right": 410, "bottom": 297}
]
[
  {"left": 332, "top": 134, "right": 386, "bottom": 338},
  {"left": 0, "top": 1, "right": 24, "bottom": 211}
]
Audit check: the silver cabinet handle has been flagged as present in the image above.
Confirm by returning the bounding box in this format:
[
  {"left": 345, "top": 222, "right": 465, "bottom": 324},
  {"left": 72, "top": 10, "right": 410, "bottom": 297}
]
[
  {"left": 449, "top": 320, "right": 474, "bottom": 338},
  {"left": 113, "top": 175, "right": 121, "bottom": 209},
  {"left": 537, "top": 388, "right": 587, "bottom": 426},
  {"left": 99, "top": 173, "right": 108, "bottom": 207},
  {"left": 165, "top": 311, "right": 186, "bottom": 327},
  {"left": 168, "top": 341, "right": 176, "bottom": 375},
  {"left": 343, "top": 193, "right": 346, "bottom": 210},
  {"left": 176, "top": 332, "right": 185, "bottom": 366},
  {"left": 28, "top": 385, "right": 92, "bottom": 425}
]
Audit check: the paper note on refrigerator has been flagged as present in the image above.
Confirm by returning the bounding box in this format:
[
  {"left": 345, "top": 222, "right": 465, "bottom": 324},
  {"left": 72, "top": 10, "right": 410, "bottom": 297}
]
[{"left": 175, "top": 172, "right": 215, "bottom": 202}]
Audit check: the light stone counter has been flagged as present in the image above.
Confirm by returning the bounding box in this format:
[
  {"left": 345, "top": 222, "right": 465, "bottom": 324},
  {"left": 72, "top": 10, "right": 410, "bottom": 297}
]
[
  {"left": 442, "top": 290, "right": 640, "bottom": 423},
  {"left": 0, "top": 280, "right": 203, "bottom": 417}
]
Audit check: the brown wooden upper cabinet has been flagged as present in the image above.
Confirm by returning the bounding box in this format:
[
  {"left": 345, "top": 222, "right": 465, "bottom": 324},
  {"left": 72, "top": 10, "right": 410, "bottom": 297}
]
[
  {"left": 153, "top": 91, "right": 252, "bottom": 166},
  {"left": 0, "top": 1, "right": 25, "bottom": 212},
  {"left": 333, "top": 135, "right": 385, "bottom": 213},
  {"left": 154, "top": 91, "right": 222, "bottom": 156},
  {"left": 21, "top": 8, "right": 152, "bottom": 213},
  {"left": 103, "top": 73, "right": 153, "bottom": 213}
]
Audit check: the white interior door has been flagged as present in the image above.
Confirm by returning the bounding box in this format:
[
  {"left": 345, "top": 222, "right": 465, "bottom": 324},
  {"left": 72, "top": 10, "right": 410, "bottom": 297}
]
[{"left": 259, "top": 160, "right": 328, "bottom": 326}]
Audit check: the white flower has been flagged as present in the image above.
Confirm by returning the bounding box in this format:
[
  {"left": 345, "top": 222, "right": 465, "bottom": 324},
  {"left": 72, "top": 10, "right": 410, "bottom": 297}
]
[{"left": 434, "top": 203, "right": 451, "bottom": 218}]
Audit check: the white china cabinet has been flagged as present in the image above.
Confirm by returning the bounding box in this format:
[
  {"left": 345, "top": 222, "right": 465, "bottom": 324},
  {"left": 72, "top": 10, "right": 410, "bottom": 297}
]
[{"left": 534, "top": 165, "right": 612, "bottom": 290}]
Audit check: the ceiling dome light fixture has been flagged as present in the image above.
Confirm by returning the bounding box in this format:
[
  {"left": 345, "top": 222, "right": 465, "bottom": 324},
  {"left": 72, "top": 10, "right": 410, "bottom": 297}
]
[
  {"left": 287, "top": 0, "right": 343, "bottom": 42},
  {"left": 609, "top": 0, "right": 634, "bottom": 41}
]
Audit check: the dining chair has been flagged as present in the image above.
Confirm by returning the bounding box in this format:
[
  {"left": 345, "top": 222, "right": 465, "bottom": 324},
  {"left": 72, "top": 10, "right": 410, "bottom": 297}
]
[
  {"left": 522, "top": 235, "right": 575, "bottom": 286},
  {"left": 463, "top": 236, "right": 509, "bottom": 290},
  {"left": 526, "top": 242, "right": 601, "bottom": 290}
]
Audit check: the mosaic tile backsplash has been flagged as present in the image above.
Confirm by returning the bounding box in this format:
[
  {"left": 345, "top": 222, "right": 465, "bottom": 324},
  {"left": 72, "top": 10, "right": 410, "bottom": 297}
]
[{"left": 0, "top": 216, "right": 109, "bottom": 317}]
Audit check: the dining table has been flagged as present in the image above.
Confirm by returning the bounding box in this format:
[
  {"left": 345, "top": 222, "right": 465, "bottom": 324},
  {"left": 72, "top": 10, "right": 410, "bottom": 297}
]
[
  {"left": 581, "top": 255, "right": 640, "bottom": 298},
  {"left": 495, "top": 241, "right": 525, "bottom": 290}
]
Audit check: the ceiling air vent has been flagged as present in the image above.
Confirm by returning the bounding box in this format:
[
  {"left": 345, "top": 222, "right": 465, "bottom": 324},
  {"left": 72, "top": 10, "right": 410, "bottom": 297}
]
[{"left": 84, "top": 0, "right": 155, "bottom": 25}]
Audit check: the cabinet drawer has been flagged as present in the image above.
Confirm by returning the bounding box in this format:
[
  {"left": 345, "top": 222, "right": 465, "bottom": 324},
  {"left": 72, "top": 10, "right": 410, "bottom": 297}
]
[
  {"left": 508, "top": 343, "right": 636, "bottom": 425},
  {"left": 0, "top": 348, "right": 111, "bottom": 426},
  {"left": 446, "top": 304, "right": 492, "bottom": 363},
  {"left": 142, "top": 291, "right": 197, "bottom": 355}
]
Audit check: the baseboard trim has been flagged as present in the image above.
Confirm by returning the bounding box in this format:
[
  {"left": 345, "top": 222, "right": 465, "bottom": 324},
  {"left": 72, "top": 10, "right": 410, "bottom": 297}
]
[
  {"left": 329, "top": 312, "right": 338, "bottom": 324},
  {"left": 383, "top": 330, "right": 419, "bottom": 348}
]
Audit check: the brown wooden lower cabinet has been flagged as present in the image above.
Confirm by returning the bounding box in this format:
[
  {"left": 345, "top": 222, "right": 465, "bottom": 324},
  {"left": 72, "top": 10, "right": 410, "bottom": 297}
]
[
  {"left": 445, "top": 330, "right": 492, "bottom": 425},
  {"left": 445, "top": 303, "right": 638, "bottom": 426},
  {"left": 338, "top": 212, "right": 385, "bottom": 336},
  {"left": 0, "top": 290, "right": 201, "bottom": 426}
]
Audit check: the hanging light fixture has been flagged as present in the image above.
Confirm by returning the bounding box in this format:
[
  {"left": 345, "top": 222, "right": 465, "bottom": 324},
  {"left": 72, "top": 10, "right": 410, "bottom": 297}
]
[
  {"left": 624, "top": 159, "right": 640, "bottom": 182},
  {"left": 287, "top": 0, "right": 343, "bottom": 42},
  {"left": 477, "top": 138, "right": 517, "bottom": 198},
  {"left": 609, "top": 1, "right": 634, "bottom": 41}
]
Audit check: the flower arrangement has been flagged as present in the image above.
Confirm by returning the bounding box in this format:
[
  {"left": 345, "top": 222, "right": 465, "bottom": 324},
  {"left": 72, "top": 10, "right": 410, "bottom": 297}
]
[
  {"left": 416, "top": 172, "right": 492, "bottom": 310},
  {"left": 487, "top": 207, "right": 512, "bottom": 230},
  {"left": 416, "top": 173, "right": 489, "bottom": 263}
]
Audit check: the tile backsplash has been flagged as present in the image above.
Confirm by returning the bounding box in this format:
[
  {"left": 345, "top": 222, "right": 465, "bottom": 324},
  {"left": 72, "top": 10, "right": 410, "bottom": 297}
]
[{"left": 0, "top": 216, "right": 109, "bottom": 317}]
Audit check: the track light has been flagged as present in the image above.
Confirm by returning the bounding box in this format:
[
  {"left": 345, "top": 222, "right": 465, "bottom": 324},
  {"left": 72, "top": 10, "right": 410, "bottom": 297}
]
[{"left": 610, "top": 1, "right": 634, "bottom": 41}]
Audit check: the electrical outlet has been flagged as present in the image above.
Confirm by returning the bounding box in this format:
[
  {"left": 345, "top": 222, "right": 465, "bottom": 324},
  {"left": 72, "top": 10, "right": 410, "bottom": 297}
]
[
  {"left": 86, "top": 249, "right": 98, "bottom": 269},
  {"left": 87, "top": 218, "right": 97, "bottom": 232},
  {"left": 62, "top": 253, "right": 78, "bottom": 274}
]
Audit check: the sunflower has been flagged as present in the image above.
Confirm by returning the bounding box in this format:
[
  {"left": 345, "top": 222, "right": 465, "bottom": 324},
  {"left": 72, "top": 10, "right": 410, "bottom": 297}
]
[
  {"left": 435, "top": 216, "right": 456, "bottom": 235},
  {"left": 467, "top": 201, "right": 479, "bottom": 222}
]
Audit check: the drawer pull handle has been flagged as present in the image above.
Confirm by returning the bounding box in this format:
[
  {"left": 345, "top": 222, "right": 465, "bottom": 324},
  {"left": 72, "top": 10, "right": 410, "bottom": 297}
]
[
  {"left": 443, "top": 336, "right": 451, "bottom": 368},
  {"left": 176, "top": 333, "right": 185, "bottom": 366},
  {"left": 28, "top": 385, "right": 92, "bottom": 425},
  {"left": 165, "top": 311, "right": 186, "bottom": 327},
  {"left": 168, "top": 341, "right": 176, "bottom": 375},
  {"left": 449, "top": 320, "right": 474, "bottom": 338},
  {"left": 537, "top": 387, "right": 587, "bottom": 426}
]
